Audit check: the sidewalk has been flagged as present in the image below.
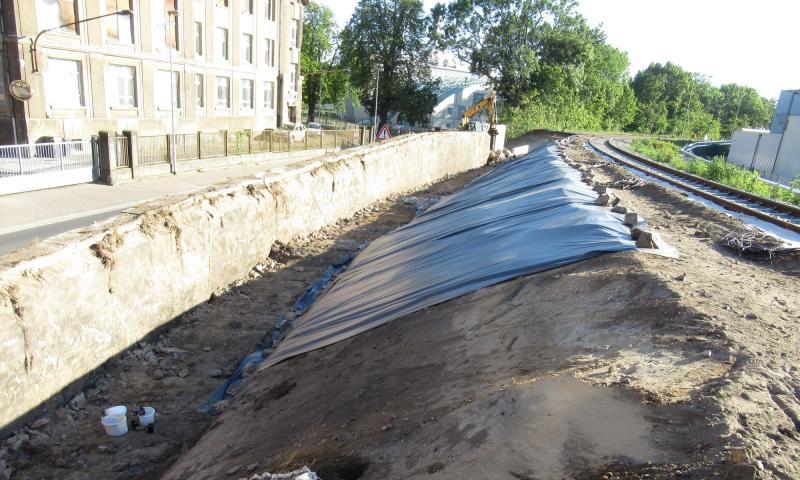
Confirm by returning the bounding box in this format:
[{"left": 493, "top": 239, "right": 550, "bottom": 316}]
[{"left": 0, "top": 155, "right": 320, "bottom": 254}]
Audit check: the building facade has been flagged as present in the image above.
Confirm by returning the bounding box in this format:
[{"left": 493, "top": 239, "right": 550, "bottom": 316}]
[
  {"left": 728, "top": 89, "right": 800, "bottom": 185},
  {"left": 0, "top": 0, "right": 307, "bottom": 144}
]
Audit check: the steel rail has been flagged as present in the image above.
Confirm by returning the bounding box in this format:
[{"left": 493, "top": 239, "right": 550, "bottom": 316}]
[{"left": 588, "top": 138, "right": 800, "bottom": 234}]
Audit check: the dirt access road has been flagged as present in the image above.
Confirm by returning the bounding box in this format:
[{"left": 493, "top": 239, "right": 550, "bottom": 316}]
[
  {"left": 7, "top": 133, "right": 800, "bottom": 480},
  {"left": 156, "top": 134, "right": 800, "bottom": 480}
]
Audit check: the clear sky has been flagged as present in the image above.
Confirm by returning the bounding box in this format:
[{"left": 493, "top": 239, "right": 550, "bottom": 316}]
[{"left": 314, "top": 0, "right": 800, "bottom": 98}]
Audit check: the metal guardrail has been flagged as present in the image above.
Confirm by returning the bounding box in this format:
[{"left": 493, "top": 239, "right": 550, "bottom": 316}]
[
  {"left": 0, "top": 140, "right": 94, "bottom": 178},
  {"left": 114, "top": 136, "right": 130, "bottom": 168},
  {"left": 138, "top": 135, "right": 169, "bottom": 165},
  {"left": 134, "top": 128, "right": 363, "bottom": 167}
]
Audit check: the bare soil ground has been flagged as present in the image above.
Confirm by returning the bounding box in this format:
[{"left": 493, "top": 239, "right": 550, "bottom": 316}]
[
  {"left": 6, "top": 132, "right": 800, "bottom": 480},
  {"left": 2, "top": 145, "right": 518, "bottom": 480},
  {"left": 160, "top": 134, "right": 800, "bottom": 480}
]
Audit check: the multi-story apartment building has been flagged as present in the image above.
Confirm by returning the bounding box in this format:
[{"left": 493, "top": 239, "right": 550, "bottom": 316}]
[{"left": 0, "top": 0, "right": 306, "bottom": 144}]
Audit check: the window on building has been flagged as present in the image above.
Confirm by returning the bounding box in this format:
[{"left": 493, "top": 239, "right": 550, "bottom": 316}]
[
  {"left": 264, "top": 38, "right": 275, "bottom": 67},
  {"left": 153, "top": 0, "right": 179, "bottom": 51},
  {"left": 242, "top": 0, "right": 253, "bottom": 14},
  {"left": 194, "top": 21, "right": 203, "bottom": 56},
  {"left": 155, "top": 70, "right": 181, "bottom": 108},
  {"left": 46, "top": 58, "right": 84, "bottom": 108},
  {"left": 195, "top": 74, "right": 204, "bottom": 108},
  {"left": 107, "top": 64, "right": 137, "bottom": 107},
  {"left": 216, "top": 76, "right": 230, "bottom": 108},
  {"left": 241, "top": 79, "right": 254, "bottom": 109},
  {"left": 242, "top": 34, "right": 253, "bottom": 64},
  {"left": 105, "top": 0, "right": 134, "bottom": 43},
  {"left": 265, "top": 0, "right": 276, "bottom": 21},
  {"left": 263, "top": 81, "right": 274, "bottom": 109},
  {"left": 291, "top": 19, "right": 300, "bottom": 48},
  {"left": 288, "top": 63, "right": 298, "bottom": 92},
  {"left": 37, "top": 0, "right": 79, "bottom": 33},
  {"left": 215, "top": 0, "right": 228, "bottom": 7},
  {"left": 216, "top": 27, "right": 229, "bottom": 61}
]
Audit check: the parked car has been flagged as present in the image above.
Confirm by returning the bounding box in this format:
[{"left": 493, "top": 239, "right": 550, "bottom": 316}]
[
  {"left": 306, "top": 122, "right": 322, "bottom": 135},
  {"left": 286, "top": 123, "right": 306, "bottom": 142}
]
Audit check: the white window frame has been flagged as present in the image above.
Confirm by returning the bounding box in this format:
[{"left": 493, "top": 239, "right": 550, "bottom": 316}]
[
  {"left": 288, "top": 63, "right": 298, "bottom": 92},
  {"left": 264, "top": 38, "right": 275, "bottom": 67},
  {"left": 155, "top": 70, "right": 181, "bottom": 110},
  {"left": 291, "top": 19, "right": 300, "bottom": 48},
  {"left": 104, "top": 0, "right": 135, "bottom": 44},
  {"left": 195, "top": 73, "right": 204, "bottom": 108},
  {"left": 263, "top": 80, "right": 274, "bottom": 109},
  {"left": 216, "top": 27, "right": 229, "bottom": 61},
  {"left": 45, "top": 57, "right": 85, "bottom": 109},
  {"left": 241, "top": 78, "right": 254, "bottom": 110},
  {"left": 194, "top": 21, "right": 204, "bottom": 57},
  {"left": 107, "top": 64, "right": 137, "bottom": 108},
  {"left": 216, "top": 75, "right": 231, "bottom": 109},
  {"left": 242, "top": 33, "right": 253, "bottom": 64},
  {"left": 265, "top": 0, "right": 276, "bottom": 21}
]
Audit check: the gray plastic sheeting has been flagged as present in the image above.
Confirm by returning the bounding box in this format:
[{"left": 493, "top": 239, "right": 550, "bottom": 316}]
[{"left": 261, "top": 143, "right": 636, "bottom": 368}]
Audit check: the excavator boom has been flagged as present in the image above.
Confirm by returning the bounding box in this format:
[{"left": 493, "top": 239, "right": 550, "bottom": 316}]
[{"left": 461, "top": 92, "right": 498, "bottom": 149}]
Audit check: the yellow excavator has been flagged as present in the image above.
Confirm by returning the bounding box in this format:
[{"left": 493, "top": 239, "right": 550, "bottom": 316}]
[{"left": 461, "top": 91, "right": 499, "bottom": 149}]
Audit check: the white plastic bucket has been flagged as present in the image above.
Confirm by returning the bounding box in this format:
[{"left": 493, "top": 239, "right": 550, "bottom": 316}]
[
  {"left": 104, "top": 405, "right": 127, "bottom": 417},
  {"left": 137, "top": 407, "right": 156, "bottom": 426},
  {"left": 101, "top": 415, "right": 128, "bottom": 436}
]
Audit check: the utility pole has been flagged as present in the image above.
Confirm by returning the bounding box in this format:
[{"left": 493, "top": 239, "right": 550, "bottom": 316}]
[
  {"left": 372, "top": 63, "right": 383, "bottom": 142},
  {"left": 168, "top": 10, "right": 179, "bottom": 174}
]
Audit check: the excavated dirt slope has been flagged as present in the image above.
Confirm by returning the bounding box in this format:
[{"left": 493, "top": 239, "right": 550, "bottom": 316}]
[
  {"left": 4, "top": 137, "right": 556, "bottom": 480},
  {"left": 160, "top": 134, "right": 800, "bottom": 480},
  {"left": 7, "top": 133, "right": 799, "bottom": 480}
]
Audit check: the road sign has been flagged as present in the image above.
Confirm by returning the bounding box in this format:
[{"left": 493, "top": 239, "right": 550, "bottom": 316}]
[{"left": 376, "top": 124, "right": 392, "bottom": 141}]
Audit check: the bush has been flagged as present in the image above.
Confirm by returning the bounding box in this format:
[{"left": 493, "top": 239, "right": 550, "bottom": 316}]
[{"left": 629, "top": 139, "right": 800, "bottom": 207}]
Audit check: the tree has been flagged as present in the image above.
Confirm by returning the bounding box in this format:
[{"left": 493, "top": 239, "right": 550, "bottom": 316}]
[
  {"left": 439, "top": 0, "right": 600, "bottom": 107},
  {"left": 629, "top": 62, "right": 720, "bottom": 139},
  {"left": 340, "top": 0, "right": 437, "bottom": 127},
  {"left": 301, "top": 3, "right": 340, "bottom": 122},
  {"left": 711, "top": 84, "right": 774, "bottom": 138}
]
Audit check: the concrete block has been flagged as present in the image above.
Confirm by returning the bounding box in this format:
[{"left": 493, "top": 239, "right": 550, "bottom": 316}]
[
  {"left": 725, "top": 464, "right": 756, "bottom": 480},
  {"left": 611, "top": 205, "right": 627, "bottom": 214},
  {"left": 595, "top": 194, "right": 610, "bottom": 206},
  {"left": 624, "top": 212, "right": 638, "bottom": 227},
  {"left": 635, "top": 230, "right": 658, "bottom": 249}
]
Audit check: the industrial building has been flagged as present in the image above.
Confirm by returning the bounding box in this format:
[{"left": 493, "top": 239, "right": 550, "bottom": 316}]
[
  {"left": 728, "top": 89, "right": 800, "bottom": 185},
  {"left": 0, "top": 0, "right": 307, "bottom": 145}
]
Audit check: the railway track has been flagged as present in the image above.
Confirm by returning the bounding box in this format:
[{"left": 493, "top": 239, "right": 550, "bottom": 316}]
[{"left": 587, "top": 138, "right": 800, "bottom": 235}]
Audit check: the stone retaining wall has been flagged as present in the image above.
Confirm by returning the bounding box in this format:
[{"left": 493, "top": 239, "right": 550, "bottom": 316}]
[{"left": 0, "top": 132, "right": 490, "bottom": 433}]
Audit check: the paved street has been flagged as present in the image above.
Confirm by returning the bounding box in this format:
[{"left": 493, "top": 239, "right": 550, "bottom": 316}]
[{"left": 0, "top": 156, "right": 317, "bottom": 256}]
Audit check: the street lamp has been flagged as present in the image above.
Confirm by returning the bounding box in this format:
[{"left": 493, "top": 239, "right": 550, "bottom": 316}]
[
  {"left": 372, "top": 63, "right": 383, "bottom": 142},
  {"left": 167, "top": 10, "right": 179, "bottom": 174},
  {"left": 31, "top": 10, "right": 132, "bottom": 73}
]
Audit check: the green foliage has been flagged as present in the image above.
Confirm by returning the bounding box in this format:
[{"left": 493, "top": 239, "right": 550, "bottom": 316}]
[
  {"left": 629, "top": 63, "right": 774, "bottom": 140},
  {"left": 301, "top": 3, "right": 350, "bottom": 122},
  {"left": 629, "top": 139, "right": 800, "bottom": 206},
  {"left": 438, "top": 0, "right": 636, "bottom": 135},
  {"left": 710, "top": 84, "right": 775, "bottom": 138},
  {"left": 340, "top": 0, "right": 438, "bottom": 127}
]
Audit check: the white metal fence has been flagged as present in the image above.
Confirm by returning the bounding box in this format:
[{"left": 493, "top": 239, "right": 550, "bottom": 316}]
[{"left": 0, "top": 140, "right": 98, "bottom": 195}]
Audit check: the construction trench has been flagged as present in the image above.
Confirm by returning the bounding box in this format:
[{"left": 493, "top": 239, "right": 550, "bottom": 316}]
[{"left": 1, "top": 131, "right": 800, "bottom": 480}]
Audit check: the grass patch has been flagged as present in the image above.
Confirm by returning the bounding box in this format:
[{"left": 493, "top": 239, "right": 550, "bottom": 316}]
[{"left": 629, "top": 139, "right": 800, "bottom": 207}]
